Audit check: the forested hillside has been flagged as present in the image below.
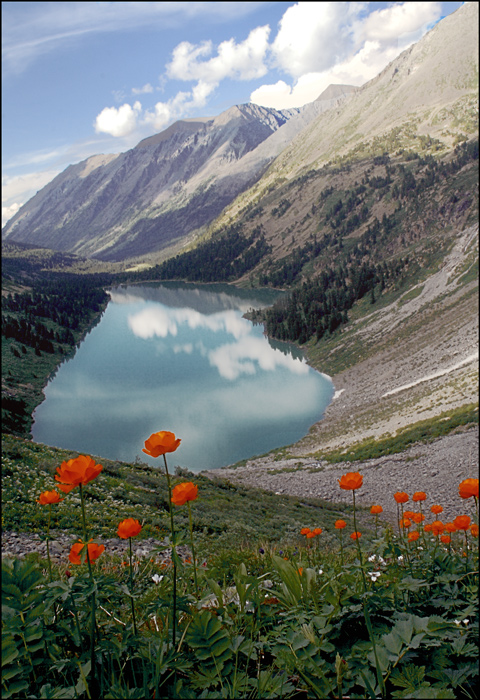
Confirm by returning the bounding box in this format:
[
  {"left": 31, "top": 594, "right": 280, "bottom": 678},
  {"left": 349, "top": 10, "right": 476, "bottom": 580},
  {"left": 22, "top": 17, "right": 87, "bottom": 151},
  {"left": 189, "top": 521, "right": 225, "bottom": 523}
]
[{"left": 2, "top": 257, "right": 110, "bottom": 435}]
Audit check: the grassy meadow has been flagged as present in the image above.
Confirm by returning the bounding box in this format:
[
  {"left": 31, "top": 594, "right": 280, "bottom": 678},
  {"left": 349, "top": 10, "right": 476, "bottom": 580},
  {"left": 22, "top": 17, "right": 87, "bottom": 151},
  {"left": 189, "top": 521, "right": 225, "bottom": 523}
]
[{"left": 2, "top": 432, "right": 478, "bottom": 699}]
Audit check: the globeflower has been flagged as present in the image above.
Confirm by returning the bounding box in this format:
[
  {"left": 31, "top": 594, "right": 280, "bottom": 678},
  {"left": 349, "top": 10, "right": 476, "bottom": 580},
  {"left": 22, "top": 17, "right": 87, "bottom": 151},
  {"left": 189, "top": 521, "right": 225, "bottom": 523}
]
[
  {"left": 410, "top": 512, "right": 425, "bottom": 524},
  {"left": 431, "top": 504, "right": 443, "bottom": 514},
  {"left": 117, "top": 518, "right": 142, "bottom": 539},
  {"left": 431, "top": 520, "right": 445, "bottom": 536},
  {"left": 412, "top": 491, "right": 427, "bottom": 502},
  {"left": 335, "top": 520, "right": 347, "bottom": 529},
  {"left": 394, "top": 492, "right": 409, "bottom": 504},
  {"left": 458, "top": 478, "right": 478, "bottom": 499},
  {"left": 143, "top": 431, "right": 181, "bottom": 458},
  {"left": 453, "top": 515, "right": 471, "bottom": 531},
  {"left": 338, "top": 472, "right": 363, "bottom": 490},
  {"left": 408, "top": 531, "right": 420, "bottom": 542},
  {"left": 300, "top": 527, "right": 311, "bottom": 535},
  {"left": 445, "top": 522, "right": 457, "bottom": 533},
  {"left": 306, "top": 532, "right": 316, "bottom": 538},
  {"left": 370, "top": 505, "right": 383, "bottom": 514},
  {"left": 350, "top": 532, "right": 362, "bottom": 540},
  {"left": 312, "top": 528, "right": 323, "bottom": 535},
  {"left": 69, "top": 539, "right": 105, "bottom": 565},
  {"left": 441, "top": 535, "right": 451, "bottom": 544},
  {"left": 37, "top": 490, "right": 63, "bottom": 505},
  {"left": 55, "top": 455, "right": 103, "bottom": 494},
  {"left": 171, "top": 482, "right": 198, "bottom": 506},
  {"left": 470, "top": 523, "right": 478, "bottom": 537}
]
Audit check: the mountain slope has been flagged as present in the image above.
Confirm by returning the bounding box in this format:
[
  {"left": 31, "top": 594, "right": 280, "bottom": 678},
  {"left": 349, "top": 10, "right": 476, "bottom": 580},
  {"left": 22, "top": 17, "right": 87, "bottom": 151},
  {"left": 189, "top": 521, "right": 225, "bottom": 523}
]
[{"left": 212, "top": 1, "right": 479, "bottom": 232}]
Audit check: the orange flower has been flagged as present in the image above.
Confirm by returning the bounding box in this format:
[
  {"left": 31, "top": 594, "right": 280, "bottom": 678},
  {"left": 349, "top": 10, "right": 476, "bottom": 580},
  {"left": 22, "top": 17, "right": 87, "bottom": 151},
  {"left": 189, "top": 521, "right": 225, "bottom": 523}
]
[
  {"left": 412, "top": 491, "right": 427, "bottom": 502},
  {"left": 335, "top": 519, "right": 347, "bottom": 529},
  {"left": 306, "top": 532, "right": 316, "bottom": 538},
  {"left": 117, "top": 518, "right": 142, "bottom": 539},
  {"left": 470, "top": 523, "right": 479, "bottom": 537},
  {"left": 394, "top": 492, "right": 409, "bottom": 504},
  {"left": 458, "top": 478, "right": 479, "bottom": 499},
  {"left": 430, "top": 505, "right": 443, "bottom": 514},
  {"left": 171, "top": 481, "right": 198, "bottom": 506},
  {"left": 424, "top": 523, "right": 433, "bottom": 532},
  {"left": 350, "top": 532, "right": 362, "bottom": 540},
  {"left": 440, "top": 535, "right": 451, "bottom": 544},
  {"left": 338, "top": 472, "right": 363, "bottom": 490},
  {"left": 298, "top": 567, "right": 303, "bottom": 576},
  {"left": 37, "top": 490, "right": 63, "bottom": 505},
  {"left": 410, "top": 512, "right": 425, "bottom": 524},
  {"left": 69, "top": 540, "right": 105, "bottom": 565},
  {"left": 431, "top": 520, "right": 445, "bottom": 536},
  {"left": 312, "top": 528, "right": 323, "bottom": 535},
  {"left": 55, "top": 455, "right": 103, "bottom": 493},
  {"left": 399, "top": 517, "right": 411, "bottom": 529},
  {"left": 370, "top": 505, "right": 383, "bottom": 514},
  {"left": 403, "top": 510, "right": 415, "bottom": 519},
  {"left": 408, "top": 531, "right": 420, "bottom": 542},
  {"left": 142, "top": 431, "right": 181, "bottom": 458},
  {"left": 445, "top": 522, "right": 457, "bottom": 533},
  {"left": 300, "top": 527, "right": 311, "bottom": 535},
  {"left": 453, "top": 515, "right": 471, "bottom": 531}
]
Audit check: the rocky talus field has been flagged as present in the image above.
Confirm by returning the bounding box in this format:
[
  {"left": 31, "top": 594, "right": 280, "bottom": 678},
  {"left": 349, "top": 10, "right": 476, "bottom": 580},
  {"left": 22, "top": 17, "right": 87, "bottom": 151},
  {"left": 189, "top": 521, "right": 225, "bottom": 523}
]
[{"left": 203, "top": 225, "right": 479, "bottom": 524}]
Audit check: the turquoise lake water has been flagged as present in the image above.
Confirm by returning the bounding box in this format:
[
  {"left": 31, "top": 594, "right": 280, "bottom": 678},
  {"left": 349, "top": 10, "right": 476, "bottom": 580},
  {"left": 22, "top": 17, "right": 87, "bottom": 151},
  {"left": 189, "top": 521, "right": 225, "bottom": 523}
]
[{"left": 32, "top": 283, "right": 334, "bottom": 471}]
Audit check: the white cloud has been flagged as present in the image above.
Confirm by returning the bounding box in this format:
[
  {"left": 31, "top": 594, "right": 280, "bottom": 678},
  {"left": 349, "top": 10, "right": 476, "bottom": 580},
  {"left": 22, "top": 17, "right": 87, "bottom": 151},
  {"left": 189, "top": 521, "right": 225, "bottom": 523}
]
[
  {"left": 166, "top": 25, "right": 271, "bottom": 82},
  {"left": 94, "top": 101, "right": 142, "bottom": 137},
  {"left": 271, "top": 2, "right": 355, "bottom": 78},
  {"left": 251, "top": 1, "right": 445, "bottom": 109},
  {"left": 143, "top": 81, "right": 218, "bottom": 131},
  {"left": 360, "top": 2, "right": 441, "bottom": 44},
  {"left": 132, "top": 83, "right": 154, "bottom": 95},
  {"left": 2, "top": 169, "right": 63, "bottom": 225},
  {"left": 3, "top": 2, "right": 271, "bottom": 75},
  {"left": 2, "top": 202, "right": 20, "bottom": 227}
]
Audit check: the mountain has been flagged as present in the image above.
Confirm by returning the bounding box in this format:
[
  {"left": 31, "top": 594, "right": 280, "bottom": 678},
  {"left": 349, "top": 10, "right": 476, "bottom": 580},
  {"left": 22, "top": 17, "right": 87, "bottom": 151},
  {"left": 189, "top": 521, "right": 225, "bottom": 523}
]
[
  {"left": 1, "top": 93, "right": 354, "bottom": 262},
  {"left": 2, "top": 3, "right": 477, "bottom": 265},
  {"left": 213, "top": 1, "right": 479, "bottom": 232}
]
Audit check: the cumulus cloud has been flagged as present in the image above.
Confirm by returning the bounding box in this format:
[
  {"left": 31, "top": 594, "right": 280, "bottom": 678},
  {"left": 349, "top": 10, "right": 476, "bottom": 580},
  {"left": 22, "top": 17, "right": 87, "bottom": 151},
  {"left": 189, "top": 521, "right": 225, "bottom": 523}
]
[
  {"left": 2, "top": 169, "right": 63, "bottom": 226},
  {"left": 132, "top": 83, "right": 154, "bottom": 95},
  {"left": 271, "top": 2, "right": 355, "bottom": 78},
  {"left": 94, "top": 101, "right": 142, "bottom": 137},
  {"left": 167, "top": 25, "right": 271, "bottom": 83},
  {"left": 251, "top": 0, "right": 444, "bottom": 109},
  {"left": 143, "top": 80, "right": 217, "bottom": 131}
]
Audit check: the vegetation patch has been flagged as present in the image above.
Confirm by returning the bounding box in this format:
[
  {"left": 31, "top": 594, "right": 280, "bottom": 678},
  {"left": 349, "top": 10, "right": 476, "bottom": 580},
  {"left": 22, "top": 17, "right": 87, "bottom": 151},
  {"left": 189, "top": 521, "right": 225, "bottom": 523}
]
[{"left": 315, "top": 404, "right": 479, "bottom": 464}]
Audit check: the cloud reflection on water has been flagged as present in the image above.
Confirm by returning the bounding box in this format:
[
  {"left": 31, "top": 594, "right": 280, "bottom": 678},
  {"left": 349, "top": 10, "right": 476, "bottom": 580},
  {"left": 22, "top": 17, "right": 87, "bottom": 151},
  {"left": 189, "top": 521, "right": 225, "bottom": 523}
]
[{"left": 127, "top": 304, "right": 309, "bottom": 380}]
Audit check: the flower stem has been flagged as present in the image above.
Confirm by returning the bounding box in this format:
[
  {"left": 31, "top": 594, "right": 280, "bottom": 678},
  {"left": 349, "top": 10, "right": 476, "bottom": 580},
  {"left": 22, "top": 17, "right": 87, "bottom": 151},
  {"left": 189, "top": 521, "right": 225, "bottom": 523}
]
[
  {"left": 129, "top": 537, "right": 138, "bottom": 635},
  {"left": 46, "top": 505, "right": 53, "bottom": 583},
  {"left": 79, "top": 484, "right": 96, "bottom": 684},
  {"left": 187, "top": 502, "right": 199, "bottom": 598},
  {"left": 163, "top": 454, "right": 177, "bottom": 647},
  {"left": 353, "top": 490, "right": 386, "bottom": 699}
]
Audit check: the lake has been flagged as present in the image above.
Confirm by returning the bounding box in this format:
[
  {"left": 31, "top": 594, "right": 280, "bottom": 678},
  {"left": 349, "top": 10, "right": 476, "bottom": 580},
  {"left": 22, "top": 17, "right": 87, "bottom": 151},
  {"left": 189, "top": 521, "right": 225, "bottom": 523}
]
[{"left": 32, "top": 282, "right": 334, "bottom": 471}]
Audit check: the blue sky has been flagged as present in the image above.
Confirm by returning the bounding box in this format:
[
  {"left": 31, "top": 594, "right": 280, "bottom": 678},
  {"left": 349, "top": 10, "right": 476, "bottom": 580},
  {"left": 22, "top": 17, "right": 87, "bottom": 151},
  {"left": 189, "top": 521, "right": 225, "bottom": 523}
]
[{"left": 2, "top": 1, "right": 464, "bottom": 226}]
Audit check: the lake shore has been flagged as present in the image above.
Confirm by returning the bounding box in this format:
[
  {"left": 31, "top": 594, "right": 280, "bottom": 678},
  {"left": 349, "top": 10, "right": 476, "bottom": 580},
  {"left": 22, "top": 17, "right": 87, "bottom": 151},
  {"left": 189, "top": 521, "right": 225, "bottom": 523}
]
[{"left": 203, "top": 225, "right": 479, "bottom": 523}]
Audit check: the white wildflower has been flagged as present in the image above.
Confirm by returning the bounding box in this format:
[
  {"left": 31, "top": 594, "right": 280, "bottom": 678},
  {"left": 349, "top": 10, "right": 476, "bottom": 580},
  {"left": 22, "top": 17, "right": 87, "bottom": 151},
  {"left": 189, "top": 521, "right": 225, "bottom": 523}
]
[
  {"left": 318, "top": 569, "right": 324, "bottom": 575},
  {"left": 463, "top": 619, "right": 469, "bottom": 626},
  {"left": 368, "top": 571, "right": 381, "bottom": 582},
  {"left": 152, "top": 574, "right": 163, "bottom": 584},
  {"left": 397, "top": 555, "right": 404, "bottom": 561}
]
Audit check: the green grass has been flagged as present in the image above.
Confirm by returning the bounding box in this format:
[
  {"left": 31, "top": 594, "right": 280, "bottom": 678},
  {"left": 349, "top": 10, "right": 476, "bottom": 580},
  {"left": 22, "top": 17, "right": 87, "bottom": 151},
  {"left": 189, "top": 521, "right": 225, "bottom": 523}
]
[
  {"left": 314, "top": 404, "right": 479, "bottom": 464},
  {"left": 2, "top": 433, "right": 367, "bottom": 553}
]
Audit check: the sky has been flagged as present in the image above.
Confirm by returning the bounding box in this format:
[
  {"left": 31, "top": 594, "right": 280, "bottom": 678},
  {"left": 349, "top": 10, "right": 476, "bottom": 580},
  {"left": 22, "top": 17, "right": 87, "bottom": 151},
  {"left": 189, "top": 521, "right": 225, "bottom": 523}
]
[{"left": 2, "top": 1, "right": 465, "bottom": 227}]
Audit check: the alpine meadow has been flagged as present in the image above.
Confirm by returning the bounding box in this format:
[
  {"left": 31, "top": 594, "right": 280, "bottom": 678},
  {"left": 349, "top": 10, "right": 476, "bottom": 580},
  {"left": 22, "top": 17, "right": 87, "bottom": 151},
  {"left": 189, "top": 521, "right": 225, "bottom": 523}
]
[{"left": 1, "top": 2, "right": 478, "bottom": 698}]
